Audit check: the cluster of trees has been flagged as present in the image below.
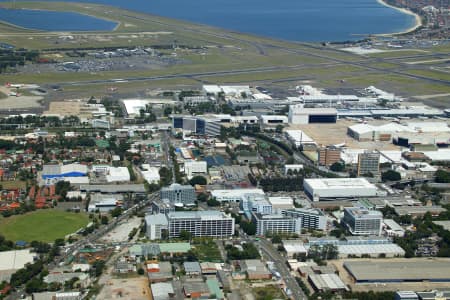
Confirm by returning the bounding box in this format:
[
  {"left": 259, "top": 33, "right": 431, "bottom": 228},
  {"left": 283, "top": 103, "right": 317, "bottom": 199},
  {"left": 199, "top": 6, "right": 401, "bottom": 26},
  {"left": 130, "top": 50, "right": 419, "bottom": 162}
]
[
  {"left": 381, "top": 170, "right": 401, "bottom": 182},
  {"left": 436, "top": 169, "right": 450, "bottom": 183},
  {"left": 0, "top": 115, "right": 80, "bottom": 128},
  {"left": 0, "top": 48, "right": 39, "bottom": 73},
  {"left": 189, "top": 175, "right": 207, "bottom": 186},
  {"left": 169, "top": 147, "right": 183, "bottom": 183},
  {"left": 226, "top": 242, "right": 260, "bottom": 260},
  {"left": 239, "top": 130, "right": 293, "bottom": 156},
  {"left": 159, "top": 167, "right": 173, "bottom": 186},
  {"left": 1, "top": 203, "right": 36, "bottom": 218},
  {"left": 259, "top": 176, "right": 303, "bottom": 192},
  {"left": 330, "top": 162, "right": 345, "bottom": 172},
  {"left": 307, "top": 244, "right": 338, "bottom": 263},
  {"left": 394, "top": 208, "right": 450, "bottom": 258},
  {"left": 230, "top": 213, "right": 256, "bottom": 235},
  {"left": 0, "top": 235, "right": 14, "bottom": 251},
  {"left": 309, "top": 291, "right": 395, "bottom": 300},
  {"left": 55, "top": 181, "right": 71, "bottom": 199}
]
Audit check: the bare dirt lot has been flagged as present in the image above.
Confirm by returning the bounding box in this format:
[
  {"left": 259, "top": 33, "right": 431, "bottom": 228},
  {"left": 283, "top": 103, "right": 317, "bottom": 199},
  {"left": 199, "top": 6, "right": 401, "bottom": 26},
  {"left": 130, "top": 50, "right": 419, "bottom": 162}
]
[
  {"left": 100, "top": 216, "right": 142, "bottom": 244},
  {"left": 96, "top": 276, "right": 151, "bottom": 300}
]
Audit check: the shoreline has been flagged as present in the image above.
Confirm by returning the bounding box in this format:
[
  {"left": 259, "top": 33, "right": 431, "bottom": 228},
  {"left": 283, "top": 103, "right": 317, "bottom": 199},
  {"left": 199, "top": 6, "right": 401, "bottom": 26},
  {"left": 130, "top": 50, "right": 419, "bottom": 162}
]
[{"left": 376, "top": 0, "right": 422, "bottom": 36}]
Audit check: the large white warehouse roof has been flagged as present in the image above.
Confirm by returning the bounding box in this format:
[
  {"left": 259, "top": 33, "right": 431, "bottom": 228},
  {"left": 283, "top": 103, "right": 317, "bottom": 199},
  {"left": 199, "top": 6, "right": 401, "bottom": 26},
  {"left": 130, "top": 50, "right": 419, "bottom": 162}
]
[{"left": 304, "top": 178, "right": 379, "bottom": 201}]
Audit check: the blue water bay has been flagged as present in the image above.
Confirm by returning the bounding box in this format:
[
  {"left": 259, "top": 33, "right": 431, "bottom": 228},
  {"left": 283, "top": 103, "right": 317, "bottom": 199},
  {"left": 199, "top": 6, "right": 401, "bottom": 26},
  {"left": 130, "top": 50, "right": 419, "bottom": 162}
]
[{"left": 0, "top": 0, "right": 417, "bottom": 41}]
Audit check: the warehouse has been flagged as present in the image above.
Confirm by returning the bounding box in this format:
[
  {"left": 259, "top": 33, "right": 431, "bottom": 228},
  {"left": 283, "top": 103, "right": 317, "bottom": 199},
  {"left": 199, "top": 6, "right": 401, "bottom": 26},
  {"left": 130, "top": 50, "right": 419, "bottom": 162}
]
[
  {"left": 347, "top": 123, "right": 415, "bottom": 142},
  {"left": 288, "top": 105, "right": 337, "bottom": 124},
  {"left": 343, "top": 259, "right": 450, "bottom": 283},
  {"left": 337, "top": 243, "right": 405, "bottom": 258},
  {"left": 140, "top": 167, "right": 160, "bottom": 185},
  {"left": 184, "top": 161, "right": 207, "bottom": 179},
  {"left": 268, "top": 196, "right": 294, "bottom": 210},
  {"left": 210, "top": 188, "right": 265, "bottom": 203},
  {"left": 260, "top": 115, "right": 288, "bottom": 125},
  {"left": 285, "top": 130, "right": 317, "bottom": 148},
  {"left": 42, "top": 163, "right": 88, "bottom": 179},
  {"left": 106, "top": 167, "right": 130, "bottom": 182},
  {"left": 303, "top": 178, "right": 379, "bottom": 201},
  {"left": 308, "top": 274, "right": 348, "bottom": 292}
]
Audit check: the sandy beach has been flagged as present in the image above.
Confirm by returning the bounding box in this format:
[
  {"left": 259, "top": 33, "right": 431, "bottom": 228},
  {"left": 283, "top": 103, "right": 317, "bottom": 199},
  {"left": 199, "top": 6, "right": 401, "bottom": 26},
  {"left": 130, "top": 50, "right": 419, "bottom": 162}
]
[{"left": 376, "top": 0, "right": 423, "bottom": 35}]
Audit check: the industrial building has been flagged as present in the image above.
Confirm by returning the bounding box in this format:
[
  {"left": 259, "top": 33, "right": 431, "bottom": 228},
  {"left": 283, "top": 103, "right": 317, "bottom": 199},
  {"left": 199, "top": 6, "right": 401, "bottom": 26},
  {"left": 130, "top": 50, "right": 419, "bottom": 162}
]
[
  {"left": 267, "top": 196, "right": 295, "bottom": 211},
  {"left": 282, "top": 208, "right": 328, "bottom": 230},
  {"left": 357, "top": 151, "right": 380, "bottom": 176},
  {"left": 167, "top": 211, "right": 234, "bottom": 238},
  {"left": 282, "top": 240, "right": 308, "bottom": 258},
  {"left": 260, "top": 115, "right": 288, "bottom": 125},
  {"left": 42, "top": 163, "right": 88, "bottom": 179},
  {"left": 241, "top": 259, "right": 272, "bottom": 280},
  {"left": 337, "top": 243, "right": 405, "bottom": 258},
  {"left": 343, "top": 259, "right": 450, "bottom": 283},
  {"left": 303, "top": 178, "right": 380, "bottom": 201},
  {"left": 160, "top": 183, "right": 196, "bottom": 205},
  {"left": 150, "top": 282, "right": 175, "bottom": 300},
  {"left": 183, "top": 161, "right": 207, "bottom": 178},
  {"left": 0, "top": 249, "right": 36, "bottom": 279},
  {"left": 348, "top": 121, "right": 449, "bottom": 143},
  {"left": 285, "top": 130, "right": 317, "bottom": 148},
  {"left": 210, "top": 188, "right": 265, "bottom": 203},
  {"left": 288, "top": 105, "right": 337, "bottom": 124},
  {"left": 87, "top": 193, "right": 123, "bottom": 212},
  {"left": 305, "top": 236, "right": 404, "bottom": 258},
  {"left": 79, "top": 184, "right": 146, "bottom": 194},
  {"left": 140, "top": 166, "right": 160, "bottom": 184},
  {"left": 105, "top": 167, "right": 130, "bottom": 183},
  {"left": 308, "top": 274, "right": 348, "bottom": 292},
  {"left": 342, "top": 206, "right": 383, "bottom": 236},
  {"left": 383, "top": 219, "right": 405, "bottom": 237},
  {"left": 252, "top": 212, "right": 302, "bottom": 236}
]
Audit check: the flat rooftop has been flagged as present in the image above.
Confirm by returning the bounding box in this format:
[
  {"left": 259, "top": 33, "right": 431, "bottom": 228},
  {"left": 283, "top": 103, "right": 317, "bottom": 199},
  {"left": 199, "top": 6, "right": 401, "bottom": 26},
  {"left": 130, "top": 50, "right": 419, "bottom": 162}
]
[
  {"left": 344, "top": 259, "right": 450, "bottom": 282},
  {"left": 305, "top": 178, "right": 376, "bottom": 189}
]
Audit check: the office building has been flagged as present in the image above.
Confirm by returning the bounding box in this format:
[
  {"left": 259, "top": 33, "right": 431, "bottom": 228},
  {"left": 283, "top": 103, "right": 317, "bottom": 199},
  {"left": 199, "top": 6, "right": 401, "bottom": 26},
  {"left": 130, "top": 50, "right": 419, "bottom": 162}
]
[
  {"left": 240, "top": 194, "right": 272, "bottom": 217},
  {"left": 145, "top": 214, "right": 169, "bottom": 240},
  {"left": 318, "top": 147, "right": 341, "bottom": 167},
  {"left": 252, "top": 212, "right": 302, "bottom": 236},
  {"left": 282, "top": 208, "right": 327, "bottom": 230},
  {"left": 167, "top": 211, "right": 234, "bottom": 238},
  {"left": 357, "top": 151, "right": 380, "bottom": 177},
  {"left": 342, "top": 207, "right": 383, "bottom": 236},
  {"left": 160, "top": 183, "right": 196, "bottom": 205},
  {"left": 172, "top": 115, "right": 221, "bottom": 136},
  {"left": 151, "top": 199, "right": 176, "bottom": 215},
  {"left": 303, "top": 178, "right": 379, "bottom": 201}
]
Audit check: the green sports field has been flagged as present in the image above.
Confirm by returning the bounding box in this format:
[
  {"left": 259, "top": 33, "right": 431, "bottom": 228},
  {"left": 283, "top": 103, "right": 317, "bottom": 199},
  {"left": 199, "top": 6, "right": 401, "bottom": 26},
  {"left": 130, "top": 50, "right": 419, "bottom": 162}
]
[{"left": 0, "top": 210, "right": 89, "bottom": 243}]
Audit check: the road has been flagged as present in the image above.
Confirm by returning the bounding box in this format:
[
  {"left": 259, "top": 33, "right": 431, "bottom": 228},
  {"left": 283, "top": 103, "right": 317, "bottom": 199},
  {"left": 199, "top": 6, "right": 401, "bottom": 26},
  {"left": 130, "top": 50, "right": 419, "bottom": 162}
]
[{"left": 258, "top": 239, "right": 307, "bottom": 300}]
